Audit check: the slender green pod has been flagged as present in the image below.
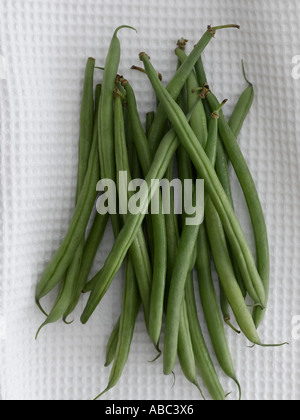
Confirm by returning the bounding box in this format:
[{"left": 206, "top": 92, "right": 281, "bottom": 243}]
[
  {"left": 139, "top": 52, "right": 266, "bottom": 309},
  {"left": 35, "top": 80, "right": 99, "bottom": 332},
  {"left": 228, "top": 61, "right": 255, "bottom": 138},
  {"left": 148, "top": 24, "right": 240, "bottom": 154},
  {"left": 63, "top": 211, "right": 109, "bottom": 320},
  {"left": 62, "top": 84, "right": 106, "bottom": 322},
  {"left": 105, "top": 317, "right": 121, "bottom": 367},
  {"left": 185, "top": 272, "right": 226, "bottom": 401},
  {"left": 215, "top": 138, "right": 247, "bottom": 299},
  {"left": 177, "top": 300, "right": 205, "bottom": 400},
  {"left": 94, "top": 255, "right": 140, "bottom": 400},
  {"left": 195, "top": 57, "right": 269, "bottom": 326},
  {"left": 114, "top": 92, "right": 152, "bottom": 328},
  {"left": 196, "top": 224, "right": 242, "bottom": 397},
  {"left": 77, "top": 58, "right": 96, "bottom": 194},
  {"left": 205, "top": 200, "right": 261, "bottom": 345},
  {"left": 146, "top": 111, "right": 155, "bottom": 137},
  {"left": 35, "top": 81, "right": 101, "bottom": 312},
  {"left": 98, "top": 25, "right": 136, "bottom": 239},
  {"left": 163, "top": 102, "right": 221, "bottom": 376}
]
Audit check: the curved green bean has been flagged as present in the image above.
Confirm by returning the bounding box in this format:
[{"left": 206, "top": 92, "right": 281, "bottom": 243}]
[
  {"left": 185, "top": 272, "right": 226, "bottom": 401},
  {"left": 196, "top": 224, "right": 242, "bottom": 397},
  {"left": 148, "top": 24, "right": 239, "bottom": 154},
  {"left": 178, "top": 300, "right": 205, "bottom": 400},
  {"left": 62, "top": 83, "right": 105, "bottom": 322},
  {"left": 205, "top": 200, "right": 261, "bottom": 344},
  {"left": 140, "top": 52, "right": 265, "bottom": 310},
  {"left": 35, "top": 75, "right": 100, "bottom": 313},
  {"left": 98, "top": 25, "right": 136, "bottom": 238},
  {"left": 228, "top": 61, "right": 254, "bottom": 139},
  {"left": 195, "top": 57, "right": 269, "bottom": 326},
  {"left": 163, "top": 103, "right": 221, "bottom": 376},
  {"left": 146, "top": 111, "right": 155, "bottom": 137},
  {"left": 94, "top": 255, "right": 140, "bottom": 400},
  {"left": 63, "top": 211, "right": 109, "bottom": 321},
  {"left": 114, "top": 92, "right": 152, "bottom": 328},
  {"left": 36, "top": 79, "right": 98, "bottom": 333},
  {"left": 105, "top": 317, "right": 121, "bottom": 367},
  {"left": 123, "top": 81, "right": 168, "bottom": 346}
]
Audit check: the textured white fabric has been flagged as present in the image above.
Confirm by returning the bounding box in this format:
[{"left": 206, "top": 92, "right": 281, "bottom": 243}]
[{"left": 0, "top": 0, "right": 300, "bottom": 401}]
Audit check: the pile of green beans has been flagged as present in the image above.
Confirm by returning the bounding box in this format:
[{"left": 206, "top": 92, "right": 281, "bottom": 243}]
[{"left": 36, "top": 25, "right": 285, "bottom": 401}]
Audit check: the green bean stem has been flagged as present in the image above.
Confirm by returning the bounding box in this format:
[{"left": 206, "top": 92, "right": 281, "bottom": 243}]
[{"left": 148, "top": 24, "right": 239, "bottom": 155}]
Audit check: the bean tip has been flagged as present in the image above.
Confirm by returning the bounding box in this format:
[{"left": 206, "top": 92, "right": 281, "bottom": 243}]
[{"left": 139, "top": 52, "right": 150, "bottom": 61}]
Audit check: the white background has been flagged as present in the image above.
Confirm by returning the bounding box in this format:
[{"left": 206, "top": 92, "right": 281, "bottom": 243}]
[{"left": 0, "top": 0, "right": 300, "bottom": 400}]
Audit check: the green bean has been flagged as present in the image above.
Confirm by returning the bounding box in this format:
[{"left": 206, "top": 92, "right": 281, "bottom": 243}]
[
  {"left": 114, "top": 92, "right": 152, "bottom": 328},
  {"left": 150, "top": 94, "right": 202, "bottom": 393},
  {"left": 185, "top": 272, "right": 226, "bottom": 401},
  {"left": 228, "top": 64, "right": 265, "bottom": 326},
  {"left": 140, "top": 52, "right": 266, "bottom": 310},
  {"left": 167, "top": 81, "right": 225, "bottom": 399},
  {"left": 63, "top": 211, "right": 109, "bottom": 321},
  {"left": 37, "top": 75, "right": 97, "bottom": 329},
  {"left": 62, "top": 84, "right": 107, "bottom": 322},
  {"left": 105, "top": 116, "right": 142, "bottom": 366},
  {"left": 163, "top": 173, "right": 204, "bottom": 398},
  {"left": 94, "top": 255, "right": 140, "bottom": 400},
  {"left": 36, "top": 81, "right": 98, "bottom": 334},
  {"left": 148, "top": 24, "right": 239, "bottom": 154},
  {"left": 205, "top": 199, "right": 261, "bottom": 345},
  {"left": 175, "top": 47, "right": 207, "bottom": 148},
  {"left": 164, "top": 155, "right": 180, "bottom": 290},
  {"left": 98, "top": 25, "right": 136, "bottom": 239},
  {"left": 105, "top": 317, "right": 120, "bottom": 367},
  {"left": 146, "top": 111, "right": 155, "bottom": 137},
  {"left": 163, "top": 102, "right": 221, "bottom": 376},
  {"left": 196, "top": 224, "right": 241, "bottom": 397},
  {"left": 195, "top": 57, "right": 269, "bottom": 326},
  {"left": 202, "top": 79, "right": 248, "bottom": 303},
  {"left": 177, "top": 299, "right": 205, "bottom": 400},
  {"left": 215, "top": 138, "right": 247, "bottom": 299},
  {"left": 35, "top": 69, "right": 100, "bottom": 313},
  {"left": 77, "top": 58, "right": 96, "bottom": 194},
  {"left": 228, "top": 61, "right": 254, "bottom": 139},
  {"left": 219, "top": 283, "right": 241, "bottom": 334}
]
